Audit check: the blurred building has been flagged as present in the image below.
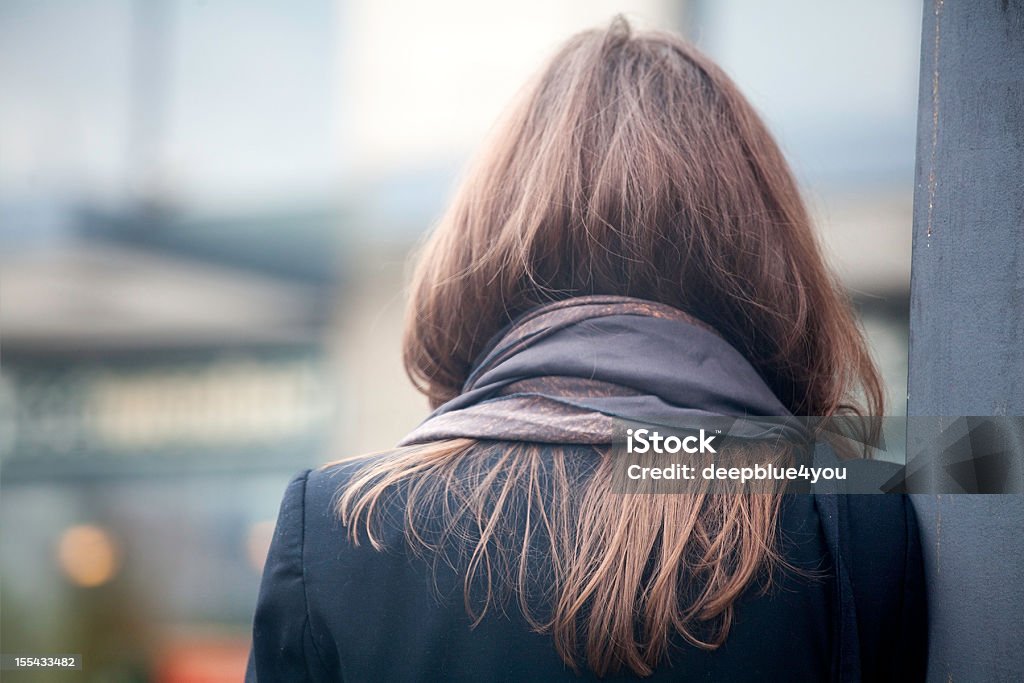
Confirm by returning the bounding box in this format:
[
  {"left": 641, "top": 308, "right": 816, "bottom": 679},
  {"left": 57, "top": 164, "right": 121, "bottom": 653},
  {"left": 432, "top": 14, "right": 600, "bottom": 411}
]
[
  {"left": 0, "top": 1, "right": 920, "bottom": 680},
  {"left": 1, "top": 2, "right": 344, "bottom": 679}
]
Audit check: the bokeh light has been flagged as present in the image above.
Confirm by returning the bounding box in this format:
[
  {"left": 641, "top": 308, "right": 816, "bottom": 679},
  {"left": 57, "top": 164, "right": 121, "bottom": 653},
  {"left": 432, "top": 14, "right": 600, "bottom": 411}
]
[{"left": 56, "top": 523, "right": 121, "bottom": 588}]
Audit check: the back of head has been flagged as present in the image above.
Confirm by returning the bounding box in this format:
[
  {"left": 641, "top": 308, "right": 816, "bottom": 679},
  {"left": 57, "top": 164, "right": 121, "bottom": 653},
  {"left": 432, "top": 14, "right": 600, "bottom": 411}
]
[
  {"left": 343, "top": 17, "right": 884, "bottom": 677},
  {"left": 404, "top": 17, "right": 883, "bottom": 421}
]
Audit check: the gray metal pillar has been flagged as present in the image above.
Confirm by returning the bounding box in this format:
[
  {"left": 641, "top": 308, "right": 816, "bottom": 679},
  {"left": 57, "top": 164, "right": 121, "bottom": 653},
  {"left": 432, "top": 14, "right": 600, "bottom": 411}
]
[{"left": 908, "top": 1, "right": 1024, "bottom": 681}]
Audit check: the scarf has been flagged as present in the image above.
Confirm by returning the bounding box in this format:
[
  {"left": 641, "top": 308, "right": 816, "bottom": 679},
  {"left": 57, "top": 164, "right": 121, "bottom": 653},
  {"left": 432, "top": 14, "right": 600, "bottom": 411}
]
[{"left": 399, "top": 295, "right": 808, "bottom": 449}]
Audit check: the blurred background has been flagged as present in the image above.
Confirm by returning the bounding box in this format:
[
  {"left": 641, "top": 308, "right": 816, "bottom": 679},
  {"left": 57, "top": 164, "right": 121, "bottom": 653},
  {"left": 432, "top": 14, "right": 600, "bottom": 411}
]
[{"left": 0, "top": 1, "right": 921, "bottom": 680}]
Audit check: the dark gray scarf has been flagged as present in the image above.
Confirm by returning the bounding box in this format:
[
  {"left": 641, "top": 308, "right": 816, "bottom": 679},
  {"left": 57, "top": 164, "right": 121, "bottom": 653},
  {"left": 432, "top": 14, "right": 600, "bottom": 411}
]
[{"left": 400, "top": 295, "right": 806, "bottom": 448}]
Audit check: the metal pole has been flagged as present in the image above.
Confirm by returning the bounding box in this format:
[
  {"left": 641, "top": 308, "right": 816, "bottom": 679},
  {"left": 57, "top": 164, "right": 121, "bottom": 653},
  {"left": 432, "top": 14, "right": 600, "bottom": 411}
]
[{"left": 908, "top": 1, "right": 1024, "bottom": 680}]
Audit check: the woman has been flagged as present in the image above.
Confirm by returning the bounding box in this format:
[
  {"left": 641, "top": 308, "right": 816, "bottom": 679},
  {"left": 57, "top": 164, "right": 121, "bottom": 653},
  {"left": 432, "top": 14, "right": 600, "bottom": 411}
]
[{"left": 249, "top": 19, "right": 926, "bottom": 682}]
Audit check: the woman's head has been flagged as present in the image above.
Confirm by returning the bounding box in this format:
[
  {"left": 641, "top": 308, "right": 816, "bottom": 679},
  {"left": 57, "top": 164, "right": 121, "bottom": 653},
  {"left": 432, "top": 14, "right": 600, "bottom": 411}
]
[
  {"left": 405, "top": 17, "right": 883, "bottom": 420},
  {"left": 341, "top": 18, "right": 887, "bottom": 677}
]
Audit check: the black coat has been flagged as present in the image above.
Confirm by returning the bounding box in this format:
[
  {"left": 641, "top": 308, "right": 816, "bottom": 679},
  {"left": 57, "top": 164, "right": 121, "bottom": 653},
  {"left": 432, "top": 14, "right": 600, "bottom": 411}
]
[{"left": 247, "top": 452, "right": 927, "bottom": 682}]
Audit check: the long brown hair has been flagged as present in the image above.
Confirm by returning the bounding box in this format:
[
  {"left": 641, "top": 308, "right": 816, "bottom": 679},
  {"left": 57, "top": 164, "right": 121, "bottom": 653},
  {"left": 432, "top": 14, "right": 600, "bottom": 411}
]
[{"left": 338, "top": 17, "right": 883, "bottom": 677}]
